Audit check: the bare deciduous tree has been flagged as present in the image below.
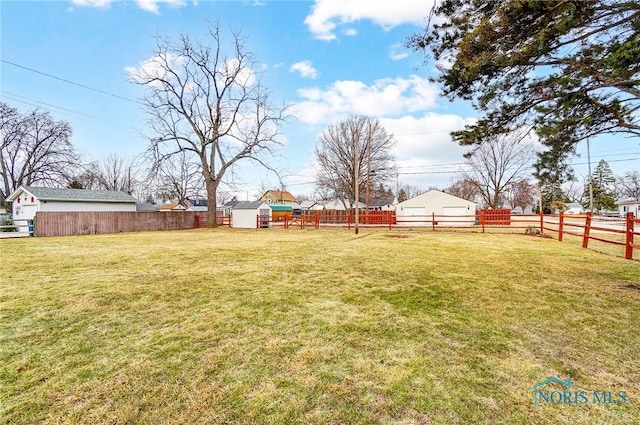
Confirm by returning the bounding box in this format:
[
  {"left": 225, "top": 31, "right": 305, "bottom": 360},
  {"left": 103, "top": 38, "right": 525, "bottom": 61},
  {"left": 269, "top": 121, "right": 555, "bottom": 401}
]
[
  {"left": 1, "top": 102, "right": 77, "bottom": 207},
  {"left": 155, "top": 151, "right": 204, "bottom": 204},
  {"left": 463, "top": 132, "right": 535, "bottom": 208},
  {"left": 314, "top": 115, "right": 396, "bottom": 208},
  {"left": 396, "top": 183, "right": 424, "bottom": 203},
  {"left": 504, "top": 179, "right": 536, "bottom": 213},
  {"left": 95, "top": 154, "right": 139, "bottom": 194},
  {"left": 446, "top": 177, "right": 480, "bottom": 204},
  {"left": 129, "top": 24, "right": 287, "bottom": 226},
  {"left": 617, "top": 170, "right": 640, "bottom": 200}
]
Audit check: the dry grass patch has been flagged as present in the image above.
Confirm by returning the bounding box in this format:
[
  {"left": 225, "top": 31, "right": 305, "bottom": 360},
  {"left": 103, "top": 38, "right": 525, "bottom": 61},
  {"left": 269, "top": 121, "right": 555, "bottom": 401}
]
[{"left": 1, "top": 229, "right": 639, "bottom": 424}]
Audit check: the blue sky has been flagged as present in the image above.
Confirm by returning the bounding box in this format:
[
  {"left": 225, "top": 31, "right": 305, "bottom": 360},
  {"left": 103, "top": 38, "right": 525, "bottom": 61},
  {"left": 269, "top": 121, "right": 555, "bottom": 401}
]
[{"left": 1, "top": 0, "right": 638, "bottom": 199}]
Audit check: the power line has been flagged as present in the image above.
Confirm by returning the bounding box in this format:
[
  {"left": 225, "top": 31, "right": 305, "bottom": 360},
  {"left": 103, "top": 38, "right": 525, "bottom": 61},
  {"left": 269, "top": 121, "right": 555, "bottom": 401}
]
[
  {"left": 2, "top": 91, "right": 143, "bottom": 133},
  {"left": 1, "top": 59, "right": 140, "bottom": 104}
]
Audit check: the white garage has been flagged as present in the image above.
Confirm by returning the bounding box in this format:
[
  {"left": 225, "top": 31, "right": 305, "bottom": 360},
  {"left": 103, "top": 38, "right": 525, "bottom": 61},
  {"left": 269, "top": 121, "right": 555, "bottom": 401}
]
[{"left": 396, "top": 190, "right": 477, "bottom": 227}]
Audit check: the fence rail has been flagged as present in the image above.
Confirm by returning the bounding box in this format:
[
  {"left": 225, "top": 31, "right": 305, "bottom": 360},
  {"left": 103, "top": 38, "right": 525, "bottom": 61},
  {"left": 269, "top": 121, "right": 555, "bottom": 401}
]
[{"left": 280, "top": 211, "right": 638, "bottom": 261}]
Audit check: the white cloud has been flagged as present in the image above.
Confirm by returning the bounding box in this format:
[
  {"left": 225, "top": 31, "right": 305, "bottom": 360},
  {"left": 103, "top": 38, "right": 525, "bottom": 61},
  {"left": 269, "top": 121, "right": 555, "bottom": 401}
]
[
  {"left": 382, "top": 113, "right": 477, "bottom": 189},
  {"left": 137, "top": 0, "right": 187, "bottom": 14},
  {"left": 389, "top": 43, "right": 409, "bottom": 61},
  {"left": 125, "top": 53, "right": 182, "bottom": 85},
  {"left": 291, "top": 75, "right": 439, "bottom": 125},
  {"left": 290, "top": 60, "right": 319, "bottom": 79},
  {"left": 304, "top": 0, "right": 429, "bottom": 40},
  {"left": 70, "top": 0, "right": 115, "bottom": 7},
  {"left": 71, "top": 0, "right": 187, "bottom": 14},
  {"left": 126, "top": 55, "right": 255, "bottom": 89}
]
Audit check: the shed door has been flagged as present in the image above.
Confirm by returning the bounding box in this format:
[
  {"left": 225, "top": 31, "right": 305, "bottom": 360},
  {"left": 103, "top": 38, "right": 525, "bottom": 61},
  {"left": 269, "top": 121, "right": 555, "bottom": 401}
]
[{"left": 259, "top": 208, "right": 271, "bottom": 228}]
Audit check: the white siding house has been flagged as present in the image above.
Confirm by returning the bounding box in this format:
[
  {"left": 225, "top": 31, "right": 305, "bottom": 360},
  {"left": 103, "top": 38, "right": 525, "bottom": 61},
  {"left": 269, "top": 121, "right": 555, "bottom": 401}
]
[
  {"left": 231, "top": 201, "right": 272, "bottom": 229},
  {"left": 619, "top": 198, "right": 639, "bottom": 218},
  {"left": 316, "top": 199, "right": 366, "bottom": 211},
  {"left": 6, "top": 186, "right": 136, "bottom": 232},
  {"left": 396, "top": 190, "right": 477, "bottom": 226}
]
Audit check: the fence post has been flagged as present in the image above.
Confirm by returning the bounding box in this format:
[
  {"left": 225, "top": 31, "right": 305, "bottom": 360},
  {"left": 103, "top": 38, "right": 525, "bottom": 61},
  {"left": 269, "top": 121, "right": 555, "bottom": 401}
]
[
  {"left": 348, "top": 214, "right": 351, "bottom": 230},
  {"left": 539, "top": 209, "right": 544, "bottom": 234},
  {"left": 432, "top": 212, "right": 435, "bottom": 231},
  {"left": 625, "top": 212, "right": 634, "bottom": 260},
  {"left": 582, "top": 212, "right": 592, "bottom": 248},
  {"left": 315, "top": 213, "right": 320, "bottom": 229},
  {"left": 256, "top": 214, "right": 259, "bottom": 229},
  {"left": 284, "top": 214, "right": 288, "bottom": 229},
  {"left": 558, "top": 211, "right": 564, "bottom": 242},
  {"left": 480, "top": 209, "right": 485, "bottom": 233}
]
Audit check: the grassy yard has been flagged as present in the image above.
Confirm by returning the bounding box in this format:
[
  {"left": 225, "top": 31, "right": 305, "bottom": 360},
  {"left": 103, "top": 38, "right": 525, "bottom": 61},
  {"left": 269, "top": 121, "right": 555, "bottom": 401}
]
[{"left": 1, "top": 229, "right": 639, "bottom": 424}]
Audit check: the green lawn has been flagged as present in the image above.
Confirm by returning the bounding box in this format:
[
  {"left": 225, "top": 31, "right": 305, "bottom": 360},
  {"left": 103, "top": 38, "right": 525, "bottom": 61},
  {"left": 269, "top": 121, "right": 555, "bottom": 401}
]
[{"left": 1, "top": 229, "right": 639, "bottom": 424}]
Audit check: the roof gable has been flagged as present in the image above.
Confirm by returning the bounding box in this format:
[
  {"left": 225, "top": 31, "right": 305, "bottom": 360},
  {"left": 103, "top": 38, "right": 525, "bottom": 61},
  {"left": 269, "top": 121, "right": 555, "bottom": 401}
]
[
  {"left": 6, "top": 186, "right": 136, "bottom": 203},
  {"left": 261, "top": 190, "right": 297, "bottom": 202},
  {"left": 397, "top": 189, "right": 477, "bottom": 206}
]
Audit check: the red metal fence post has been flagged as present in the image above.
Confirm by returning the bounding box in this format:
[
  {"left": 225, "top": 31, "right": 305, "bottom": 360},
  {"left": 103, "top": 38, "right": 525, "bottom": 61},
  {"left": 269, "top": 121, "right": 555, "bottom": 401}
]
[
  {"left": 432, "top": 212, "right": 435, "bottom": 231},
  {"left": 625, "top": 212, "right": 634, "bottom": 260},
  {"left": 558, "top": 211, "right": 564, "bottom": 242},
  {"left": 582, "top": 212, "right": 592, "bottom": 249},
  {"left": 348, "top": 214, "right": 351, "bottom": 230}
]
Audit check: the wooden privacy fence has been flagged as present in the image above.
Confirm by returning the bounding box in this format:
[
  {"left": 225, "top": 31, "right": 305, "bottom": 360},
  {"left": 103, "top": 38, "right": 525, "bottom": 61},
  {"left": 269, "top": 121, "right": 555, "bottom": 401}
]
[
  {"left": 477, "top": 209, "right": 511, "bottom": 225},
  {"left": 35, "top": 211, "right": 209, "bottom": 237}
]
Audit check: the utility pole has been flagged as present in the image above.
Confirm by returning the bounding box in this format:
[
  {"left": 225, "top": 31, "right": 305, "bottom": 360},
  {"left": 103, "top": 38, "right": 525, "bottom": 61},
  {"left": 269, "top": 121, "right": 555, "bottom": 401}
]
[
  {"left": 365, "top": 126, "right": 371, "bottom": 222},
  {"left": 354, "top": 130, "right": 360, "bottom": 235},
  {"left": 587, "top": 138, "right": 594, "bottom": 213}
]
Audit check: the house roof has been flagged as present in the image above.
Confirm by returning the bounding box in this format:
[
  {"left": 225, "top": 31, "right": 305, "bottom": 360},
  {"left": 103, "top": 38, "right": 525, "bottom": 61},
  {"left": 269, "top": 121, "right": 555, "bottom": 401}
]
[
  {"left": 6, "top": 186, "right": 136, "bottom": 203},
  {"left": 618, "top": 198, "right": 640, "bottom": 205},
  {"left": 396, "top": 189, "right": 477, "bottom": 207},
  {"left": 155, "top": 203, "right": 186, "bottom": 211},
  {"left": 261, "top": 190, "right": 297, "bottom": 202},
  {"left": 216, "top": 200, "right": 240, "bottom": 210},
  {"left": 185, "top": 198, "right": 207, "bottom": 207},
  {"left": 317, "top": 199, "right": 366, "bottom": 210},
  {"left": 370, "top": 196, "right": 397, "bottom": 207},
  {"left": 233, "top": 201, "right": 271, "bottom": 210},
  {"left": 295, "top": 200, "right": 317, "bottom": 209},
  {"left": 136, "top": 202, "right": 156, "bottom": 212}
]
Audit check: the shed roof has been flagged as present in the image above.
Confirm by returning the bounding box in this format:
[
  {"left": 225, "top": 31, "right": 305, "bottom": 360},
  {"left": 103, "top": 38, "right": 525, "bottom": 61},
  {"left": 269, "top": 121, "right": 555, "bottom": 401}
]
[
  {"left": 233, "top": 201, "right": 271, "bottom": 210},
  {"left": 270, "top": 205, "right": 293, "bottom": 211},
  {"left": 6, "top": 186, "right": 136, "bottom": 203}
]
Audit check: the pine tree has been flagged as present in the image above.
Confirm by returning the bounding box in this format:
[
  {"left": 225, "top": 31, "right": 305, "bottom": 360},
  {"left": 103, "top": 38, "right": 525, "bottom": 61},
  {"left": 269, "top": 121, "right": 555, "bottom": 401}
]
[{"left": 583, "top": 160, "right": 617, "bottom": 214}]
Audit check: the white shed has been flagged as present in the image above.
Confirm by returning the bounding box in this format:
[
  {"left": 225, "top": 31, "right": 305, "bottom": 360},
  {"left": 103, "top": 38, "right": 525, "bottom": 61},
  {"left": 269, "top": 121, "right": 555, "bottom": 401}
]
[
  {"left": 396, "top": 190, "right": 477, "bottom": 226},
  {"left": 5, "top": 186, "right": 137, "bottom": 232},
  {"left": 231, "top": 201, "right": 272, "bottom": 229}
]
